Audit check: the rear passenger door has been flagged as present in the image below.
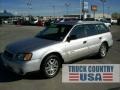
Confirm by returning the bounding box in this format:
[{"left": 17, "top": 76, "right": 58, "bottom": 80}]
[{"left": 84, "top": 24, "right": 101, "bottom": 54}]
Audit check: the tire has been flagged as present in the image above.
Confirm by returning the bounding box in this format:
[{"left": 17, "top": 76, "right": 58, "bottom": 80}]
[
  {"left": 40, "top": 54, "right": 61, "bottom": 78},
  {"left": 97, "top": 43, "right": 108, "bottom": 58}
]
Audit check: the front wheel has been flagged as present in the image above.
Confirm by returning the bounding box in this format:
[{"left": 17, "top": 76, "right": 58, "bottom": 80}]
[{"left": 40, "top": 54, "right": 61, "bottom": 78}]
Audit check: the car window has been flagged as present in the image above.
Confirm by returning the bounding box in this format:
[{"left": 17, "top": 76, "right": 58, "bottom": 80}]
[
  {"left": 70, "top": 25, "right": 86, "bottom": 39},
  {"left": 95, "top": 24, "right": 109, "bottom": 34},
  {"left": 100, "top": 19, "right": 109, "bottom": 23},
  {"left": 36, "top": 25, "right": 72, "bottom": 41},
  {"left": 43, "top": 27, "right": 58, "bottom": 34},
  {"left": 84, "top": 24, "right": 98, "bottom": 36}
]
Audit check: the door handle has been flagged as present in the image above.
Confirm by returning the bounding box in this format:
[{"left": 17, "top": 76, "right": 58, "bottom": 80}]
[
  {"left": 83, "top": 41, "right": 87, "bottom": 44},
  {"left": 99, "top": 37, "right": 102, "bottom": 40}
]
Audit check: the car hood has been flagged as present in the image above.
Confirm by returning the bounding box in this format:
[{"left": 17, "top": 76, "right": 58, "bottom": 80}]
[{"left": 6, "top": 37, "right": 59, "bottom": 53}]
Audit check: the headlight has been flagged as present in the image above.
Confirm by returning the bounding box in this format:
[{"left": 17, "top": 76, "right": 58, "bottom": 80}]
[{"left": 16, "top": 53, "right": 32, "bottom": 61}]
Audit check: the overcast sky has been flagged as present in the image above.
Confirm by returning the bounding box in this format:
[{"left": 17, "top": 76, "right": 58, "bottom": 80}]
[{"left": 0, "top": 0, "right": 120, "bottom": 16}]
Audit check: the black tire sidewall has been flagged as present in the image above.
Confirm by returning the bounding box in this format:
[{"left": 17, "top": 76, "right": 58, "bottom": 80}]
[{"left": 41, "top": 54, "right": 61, "bottom": 78}]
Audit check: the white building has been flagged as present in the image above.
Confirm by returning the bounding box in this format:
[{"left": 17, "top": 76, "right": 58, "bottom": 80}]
[{"left": 91, "top": 13, "right": 111, "bottom": 19}]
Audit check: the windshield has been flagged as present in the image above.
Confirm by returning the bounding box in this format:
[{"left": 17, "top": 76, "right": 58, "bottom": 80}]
[
  {"left": 36, "top": 25, "right": 72, "bottom": 41},
  {"left": 100, "top": 19, "right": 109, "bottom": 23}
]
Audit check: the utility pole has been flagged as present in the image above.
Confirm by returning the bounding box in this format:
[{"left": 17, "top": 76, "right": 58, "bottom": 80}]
[
  {"left": 52, "top": 5, "right": 55, "bottom": 19},
  {"left": 26, "top": 0, "right": 32, "bottom": 15},
  {"left": 91, "top": 5, "right": 97, "bottom": 19},
  {"left": 65, "top": 3, "right": 71, "bottom": 15},
  {"left": 82, "top": 0, "right": 85, "bottom": 20},
  {"left": 80, "top": 0, "right": 82, "bottom": 19},
  {"left": 26, "top": 0, "right": 32, "bottom": 22},
  {"left": 103, "top": 1, "right": 105, "bottom": 18},
  {"left": 107, "top": 6, "right": 110, "bottom": 18},
  {"left": 0, "top": 0, "right": 3, "bottom": 13},
  {"left": 100, "top": 0, "right": 107, "bottom": 18}
]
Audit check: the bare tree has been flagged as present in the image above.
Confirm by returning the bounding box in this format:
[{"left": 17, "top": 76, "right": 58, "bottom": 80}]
[{"left": 112, "top": 12, "right": 120, "bottom": 19}]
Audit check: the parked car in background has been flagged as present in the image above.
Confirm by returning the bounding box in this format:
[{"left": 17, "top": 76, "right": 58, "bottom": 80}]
[
  {"left": 2, "top": 20, "right": 9, "bottom": 24},
  {"left": 117, "top": 18, "right": 120, "bottom": 25},
  {"left": 100, "top": 19, "right": 111, "bottom": 28},
  {"left": 2, "top": 21, "right": 113, "bottom": 78},
  {"left": 84, "top": 18, "right": 95, "bottom": 21},
  {"left": 37, "top": 20, "right": 44, "bottom": 26},
  {"left": 111, "top": 19, "right": 117, "bottom": 25},
  {"left": 106, "top": 18, "right": 117, "bottom": 25},
  {"left": 0, "top": 18, "right": 2, "bottom": 25}
]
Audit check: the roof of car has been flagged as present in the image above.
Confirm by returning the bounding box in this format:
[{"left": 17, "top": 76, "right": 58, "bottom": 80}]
[
  {"left": 56, "top": 20, "right": 103, "bottom": 26},
  {"left": 78, "top": 21, "right": 103, "bottom": 24},
  {"left": 56, "top": 20, "right": 78, "bottom": 26}
]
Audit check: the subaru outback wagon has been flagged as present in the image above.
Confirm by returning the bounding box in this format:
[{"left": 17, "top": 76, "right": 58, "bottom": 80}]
[{"left": 2, "top": 21, "right": 113, "bottom": 78}]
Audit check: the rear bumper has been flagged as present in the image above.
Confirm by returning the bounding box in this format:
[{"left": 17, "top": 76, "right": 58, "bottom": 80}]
[{"left": 1, "top": 54, "right": 41, "bottom": 75}]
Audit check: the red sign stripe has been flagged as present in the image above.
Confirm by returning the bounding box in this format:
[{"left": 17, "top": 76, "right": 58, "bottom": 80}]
[
  {"left": 69, "top": 76, "right": 79, "bottom": 78},
  {"left": 103, "top": 73, "right": 113, "bottom": 75},
  {"left": 69, "top": 73, "right": 79, "bottom": 75},
  {"left": 103, "top": 76, "right": 113, "bottom": 78}
]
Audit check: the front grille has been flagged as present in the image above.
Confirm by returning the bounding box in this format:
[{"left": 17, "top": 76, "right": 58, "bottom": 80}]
[{"left": 4, "top": 50, "right": 13, "bottom": 59}]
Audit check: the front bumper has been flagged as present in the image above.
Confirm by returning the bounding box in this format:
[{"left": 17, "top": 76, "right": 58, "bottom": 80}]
[{"left": 1, "top": 54, "right": 41, "bottom": 75}]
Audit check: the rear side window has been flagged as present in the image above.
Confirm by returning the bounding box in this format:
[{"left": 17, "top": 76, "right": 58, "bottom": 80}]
[
  {"left": 85, "top": 24, "right": 98, "bottom": 36},
  {"left": 70, "top": 25, "right": 86, "bottom": 39},
  {"left": 95, "top": 24, "right": 109, "bottom": 34}
]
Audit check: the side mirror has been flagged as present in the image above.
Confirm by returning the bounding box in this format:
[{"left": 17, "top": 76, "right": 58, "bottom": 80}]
[
  {"left": 66, "top": 35, "right": 77, "bottom": 42},
  {"left": 66, "top": 36, "right": 71, "bottom": 42}
]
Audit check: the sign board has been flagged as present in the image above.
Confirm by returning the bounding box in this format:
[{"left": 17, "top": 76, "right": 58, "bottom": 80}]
[
  {"left": 81, "top": 2, "right": 89, "bottom": 10},
  {"left": 62, "top": 64, "right": 120, "bottom": 83},
  {"left": 91, "top": 5, "right": 97, "bottom": 11},
  {"left": 81, "top": 2, "right": 89, "bottom": 13},
  {"left": 84, "top": 2, "right": 89, "bottom": 10}
]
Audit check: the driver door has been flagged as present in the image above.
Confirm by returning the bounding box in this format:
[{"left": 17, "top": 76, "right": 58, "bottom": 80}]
[{"left": 65, "top": 25, "right": 89, "bottom": 61}]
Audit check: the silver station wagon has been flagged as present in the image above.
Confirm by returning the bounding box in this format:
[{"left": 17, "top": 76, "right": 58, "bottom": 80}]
[{"left": 2, "top": 21, "right": 113, "bottom": 78}]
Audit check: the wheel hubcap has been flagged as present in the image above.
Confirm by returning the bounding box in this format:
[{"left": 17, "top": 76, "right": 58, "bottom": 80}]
[
  {"left": 45, "top": 58, "right": 58, "bottom": 76},
  {"left": 101, "top": 45, "right": 107, "bottom": 57}
]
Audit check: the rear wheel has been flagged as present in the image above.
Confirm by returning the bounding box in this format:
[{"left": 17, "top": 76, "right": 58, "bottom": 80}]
[
  {"left": 41, "top": 54, "right": 61, "bottom": 78},
  {"left": 98, "top": 43, "right": 108, "bottom": 58}
]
